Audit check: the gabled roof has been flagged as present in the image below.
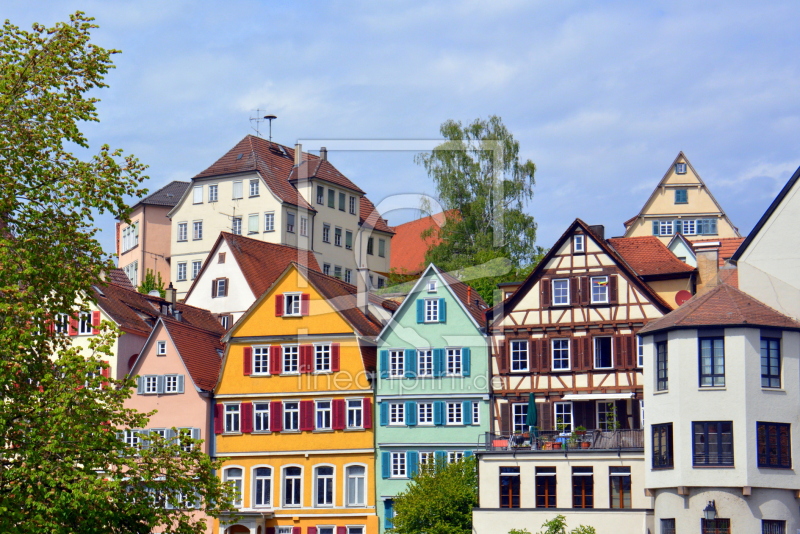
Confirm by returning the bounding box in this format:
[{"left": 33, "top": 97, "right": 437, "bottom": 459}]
[
  {"left": 389, "top": 211, "right": 449, "bottom": 274},
  {"left": 490, "top": 219, "right": 674, "bottom": 324},
  {"left": 607, "top": 236, "right": 695, "bottom": 278},
  {"left": 732, "top": 164, "right": 800, "bottom": 261},
  {"left": 137, "top": 180, "right": 190, "bottom": 208},
  {"left": 107, "top": 268, "right": 135, "bottom": 291},
  {"left": 638, "top": 283, "right": 800, "bottom": 335},
  {"left": 359, "top": 196, "right": 394, "bottom": 235},
  {"left": 183, "top": 232, "right": 322, "bottom": 302},
  {"left": 288, "top": 157, "right": 365, "bottom": 194}
]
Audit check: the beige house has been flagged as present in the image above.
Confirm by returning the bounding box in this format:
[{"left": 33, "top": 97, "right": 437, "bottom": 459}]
[
  {"left": 166, "top": 136, "right": 393, "bottom": 298},
  {"left": 117, "top": 181, "right": 189, "bottom": 288},
  {"left": 623, "top": 153, "right": 740, "bottom": 244}
]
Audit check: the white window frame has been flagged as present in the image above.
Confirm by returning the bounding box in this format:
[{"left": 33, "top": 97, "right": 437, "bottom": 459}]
[
  {"left": 596, "top": 401, "right": 617, "bottom": 431},
  {"left": 419, "top": 451, "right": 434, "bottom": 466},
  {"left": 144, "top": 375, "right": 158, "bottom": 394},
  {"left": 417, "top": 349, "right": 433, "bottom": 377},
  {"left": 594, "top": 336, "right": 614, "bottom": 369},
  {"left": 214, "top": 278, "right": 227, "bottom": 298},
  {"left": 314, "top": 465, "right": 335, "bottom": 507},
  {"left": 552, "top": 338, "right": 570, "bottom": 370},
  {"left": 682, "top": 219, "right": 696, "bottom": 235},
  {"left": 448, "top": 451, "right": 464, "bottom": 463},
  {"left": 156, "top": 340, "right": 167, "bottom": 356},
  {"left": 344, "top": 269, "right": 352, "bottom": 283},
  {"left": 346, "top": 399, "right": 363, "bottom": 429},
  {"left": 417, "top": 402, "right": 433, "bottom": 425},
  {"left": 446, "top": 348, "right": 462, "bottom": 376},
  {"left": 177, "top": 262, "right": 187, "bottom": 281},
  {"left": 191, "top": 260, "right": 202, "bottom": 280},
  {"left": 424, "top": 299, "right": 439, "bottom": 322},
  {"left": 177, "top": 222, "right": 187, "bottom": 242},
  {"left": 283, "top": 401, "right": 300, "bottom": 431},
  {"left": 232, "top": 180, "right": 243, "bottom": 200},
  {"left": 284, "top": 293, "right": 302, "bottom": 317},
  {"left": 637, "top": 335, "right": 644, "bottom": 368},
  {"left": 574, "top": 234, "right": 585, "bottom": 252},
  {"left": 164, "top": 374, "right": 179, "bottom": 393},
  {"left": 78, "top": 312, "right": 93, "bottom": 335},
  {"left": 225, "top": 404, "right": 241, "bottom": 434},
  {"left": 349, "top": 196, "right": 356, "bottom": 214},
  {"left": 224, "top": 467, "right": 243, "bottom": 508},
  {"left": 253, "top": 346, "right": 269, "bottom": 375},
  {"left": 264, "top": 212, "right": 275, "bottom": 232},
  {"left": 315, "top": 344, "right": 331, "bottom": 372},
  {"left": 300, "top": 217, "right": 308, "bottom": 237},
  {"left": 388, "top": 350, "right": 404, "bottom": 378},
  {"left": 554, "top": 401, "right": 573, "bottom": 433},
  {"left": 346, "top": 527, "right": 365, "bottom": 534},
  {"left": 510, "top": 340, "right": 529, "bottom": 372},
  {"left": 658, "top": 220, "right": 673, "bottom": 236},
  {"left": 192, "top": 220, "right": 203, "bottom": 240},
  {"left": 282, "top": 345, "right": 299, "bottom": 374},
  {"left": 512, "top": 403, "right": 528, "bottom": 433},
  {"left": 675, "top": 162, "right": 687, "bottom": 174},
  {"left": 282, "top": 465, "right": 303, "bottom": 507},
  {"left": 427, "top": 280, "right": 437, "bottom": 292},
  {"left": 252, "top": 465, "right": 272, "bottom": 508},
  {"left": 316, "top": 400, "right": 332, "bottom": 431},
  {"left": 472, "top": 401, "right": 480, "bottom": 426},
  {"left": 552, "top": 279, "right": 569, "bottom": 306},
  {"left": 192, "top": 185, "right": 203, "bottom": 204},
  {"left": 232, "top": 216, "right": 242, "bottom": 235},
  {"left": 253, "top": 402, "right": 270, "bottom": 433},
  {"left": 345, "top": 464, "right": 367, "bottom": 507},
  {"left": 249, "top": 179, "right": 259, "bottom": 197},
  {"left": 322, "top": 224, "right": 330, "bottom": 243},
  {"left": 323, "top": 264, "right": 331, "bottom": 276},
  {"left": 446, "top": 402, "right": 463, "bottom": 425},
  {"left": 208, "top": 184, "right": 218, "bottom": 203},
  {"left": 390, "top": 452, "right": 407, "bottom": 478},
  {"left": 389, "top": 402, "right": 405, "bottom": 426},
  {"left": 248, "top": 213, "right": 259, "bottom": 234},
  {"left": 334, "top": 227, "right": 342, "bottom": 247}
]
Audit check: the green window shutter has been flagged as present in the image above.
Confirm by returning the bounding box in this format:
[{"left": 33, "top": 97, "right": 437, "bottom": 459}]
[
  {"left": 379, "top": 350, "right": 389, "bottom": 379},
  {"left": 404, "top": 349, "right": 417, "bottom": 378},
  {"left": 380, "top": 402, "right": 389, "bottom": 426},
  {"left": 464, "top": 450, "right": 474, "bottom": 458},
  {"left": 463, "top": 401, "right": 473, "bottom": 425},
  {"left": 405, "top": 402, "right": 417, "bottom": 426},
  {"left": 384, "top": 499, "right": 394, "bottom": 529},
  {"left": 407, "top": 451, "right": 419, "bottom": 477},
  {"left": 652, "top": 221, "right": 660, "bottom": 235},
  {"left": 438, "top": 298, "right": 447, "bottom": 322},
  {"left": 461, "top": 347, "right": 471, "bottom": 376},
  {"left": 435, "top": 450, "right": 447, "bottom": 463},
  {"left": 416, "top": 300, "right": 424, "bottom": 323},
  {"left": 433, "top": 349, "right": 445, "bottom": 377},
  {"left": 433, "top": 401, "right": 445, "bottom": 426},
  {"left": 381, "top": 452, "right": 391, "bottom": 479}
]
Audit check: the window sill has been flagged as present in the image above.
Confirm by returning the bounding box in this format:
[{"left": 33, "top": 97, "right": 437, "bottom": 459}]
[
  {"left": 692, "top": 464, "right": 735, "bottom": 469},
  {"left": 264, "top": 229, "right": 275, "bottom": 233},
  {"left": 247, "top": 232, "right": 258, "bottom": 235},
  {"left": 653, "top": 389, "right": 669, "bottom": 395},
  {"left": 594, "top": 367, "right": 614, "bottom": 371},
  {"left": 698, "top": 386, "right": 726, "bottom": 391},
  {"left": 251, "top": 373, "right": 272, "bottom": 377},
  {"left": 249, "top": 195, "right": 260, "bottom": 198},
  {"left": 222, "top": 432, "right": 242, "bottom": 436},
  {"left": 281, "top": 372, "right": 301, "bottom": 376},
  {"left": 313, "top": 429, "right": 334, "bottom": 433},
  {"left": 762, "top": 387, "right": 785, "bottom": 393}
]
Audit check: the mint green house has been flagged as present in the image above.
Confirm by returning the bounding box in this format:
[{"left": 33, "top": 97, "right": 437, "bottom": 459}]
[{"left": 375, "top": 264, "right": 490, "bottom": 532}]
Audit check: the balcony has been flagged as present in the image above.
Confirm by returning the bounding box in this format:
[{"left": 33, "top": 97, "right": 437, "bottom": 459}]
[{"left": 483, "top": 429, "right": 644, "bottom": 453}]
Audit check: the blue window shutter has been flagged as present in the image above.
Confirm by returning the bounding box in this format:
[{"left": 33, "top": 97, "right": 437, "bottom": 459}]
[
  {"left": 461, "top": 347, "right": 471, "bottom": 377},
  {"left": 433, "top": 349, "right": 445, "bottom": 377},
  {"left": 381, "top": 452, "right": 391, "bottom": 479},
  {"left": 652, "top": 221, "right": 659, "bottom": 235},
  {"left": 463, "top": 401, "right": 472, "bottom": 425},
  {"left": 177, "top": 374, "right": 185, "bottom": 393},
  {"left": 710, "top": 218, "right": 717, "bottom": 235},
  {"left": 464, "top": 450, "right": 473, "bottom": 458},
  {"left": 384, "top": 499, "right": 394, "bottom": 529},
  {"left": 434, "top": 401, "right": 445, "bottom": 426},
  {"left": 439, "top": 298, "right": 446, "bottom": 322},
  {"left": 379, "top": 350, "right": 389, "bottom": 379},
  {"left": 380, "top": 402, "right": 389, "bottom": 426},
  {"left": 404, "top": 349, "right": 417, "bottom": 378},
  {"left": 435, "top": 450, "right": 447, "bottom": 463},
  {"left": 416, "top": 300, "right": 424, "bottom": 323},
  {"left": 405, "top": 402, "right": 417, "bottom": 426},
  {"left": 407, "top": 451, "right": 419, "bottom": 477},
  {"left": 136, "top": 376, "right": 144, "bottom": 395},
  {"left": 156, "top": 375, "right": 164, "bottom": 394}
]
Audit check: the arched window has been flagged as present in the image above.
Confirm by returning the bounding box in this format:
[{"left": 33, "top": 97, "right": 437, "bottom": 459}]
[
  {"left": 283, "top": 466, "right": 302, "bottom": 507},
  {"left": 315, "top": 466, "right": 334, "bottom": 506},
  {"left": 224, "top": 467, "right": 243, "bottom": 508},
  {"left": 253, "top": 467, "right": 272, "bottom": 508},
  {"left": 346, "top": 465, "right": 366, "bottom": 506}
]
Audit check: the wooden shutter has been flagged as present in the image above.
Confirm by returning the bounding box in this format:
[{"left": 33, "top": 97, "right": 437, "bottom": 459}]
[
  {"left": 301, "top": 293, "right": 310, "bottom": 316},
  {"left": 530, "top": 339, "right": 541, "bottom": 373},
  {"left": 332, "top": 399, "right": 346, "bottom": 430},
  {"left": 91, "top": 311, "right": 101, "bottom": 334},
  {"left": 222, "top": 278, "right": 229, "bottom": 297},
  {"left": 331, "top": 343, "right": 340, "bottom": 372},
  {"left": 269, "top": 345, "right": 282, "bottom": 375},
  {"left": 101, "top": 362, "right": 110, "bottom": 388},
  {"left": 583, "top": 337, "right": 592, "bottom": 370},
  {"left": 275, "top": 295, "right": 284, "bottom": 316},
  {"left": 500, "top": 402, "right": 511, "bottom": 434},
  {"left": 626, "top": 336, "right": 636, "bottom": 369},
  {"left": 266, "top": 529, "right": 275, "bottom": 534},
  {"left": 580, "top": 276, "right": 590, "bottom": 305},
  {"left": 270, "top": 401, "right": 282, "bottom": 432},
  {"left": 240, "top": 402, "right": 253, "bottom": 433},
  {"left": 416, "top": 300, "right": 424, "bottom": 323},
  {"left": 243, "top": 347, "right": 252, "bottom": 376},
  {"left": 68, "top": 316, "right": 78, "bottom": 336},
  {"left": 540, "top": 339, "right": 551, "bottom": 372},
  {"left": 379, "top": 350, "right": 389, "bottom": 379},
  {"left": 300, "top": 400, "right": 314, "bottom": 431},
  {"left": 614, "top": 336, "right": 625, "bottom": 370},
  {"left": 496, "top": 340, "right": 508, "bottom": 374},
  {"left": 214, "top": 404, "right": 223, "bottom": 434},
  {"left": 363, "top": 398, "right": 372, "bottom": 429},
  {"left": 299, "top": 345, "right": 312, "bottom": 373},
  {"left": 609, "top": 275, "right": 619, "bottom": 305},
  {"left": 540, "top": 279, "right": 551, "bottom": 308},
  {"left": 461, "top": 347, "right": 471, "bottom": 377},
  {"left": 540, "top": 401, "right": 553, "bottom": 431},
  {"left": 211, "top": 279, "right": 217, "bottom": 298},
  {"left": 308, "top": 527, "right": 318, "bottom": 534},
  {"left": 572, "top": 338, "right": 583, "bottom": 371},
  {"left": 293, "top": 527, "right": 302, "bottom": 534},
  {"left": 337, "top": 526, "right": 346, "bottom": 534},
  {"left": 571, "top": 277, "right": 580, "bottom": 305},
  {"left": 615, "top": 400, "right": 630, "bottom": 429}
]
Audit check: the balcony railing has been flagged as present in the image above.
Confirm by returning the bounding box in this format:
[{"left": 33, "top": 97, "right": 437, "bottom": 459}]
[{"left": 484, "top": 429, "right": 644, "bottom": 453}]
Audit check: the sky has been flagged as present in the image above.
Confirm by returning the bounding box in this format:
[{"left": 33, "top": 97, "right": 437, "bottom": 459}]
[{"left": 6, "top": 0, "right": 800, "bottom": 259}]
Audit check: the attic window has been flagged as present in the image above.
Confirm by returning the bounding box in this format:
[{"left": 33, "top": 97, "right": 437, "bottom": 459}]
[
  {"left": 236, "top": 153, "right": 243, "bottom": 160},
  {"left": 675, "top": 163, "right": 687, "bottom": 174},
  {"left": 157, "top": 341, "right": 166, "bottom": 356},
  {"left": 573, "top": 234, "right": 585, "bottom": 253},
  {"left": 218, "top": 252, "right": 226, "bottom": 264},
  {"left": 427, "top": 280, "right": 437, "bottom": 293}
]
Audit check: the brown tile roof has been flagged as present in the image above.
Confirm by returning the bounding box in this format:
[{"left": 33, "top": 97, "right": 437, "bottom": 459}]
[
  {"left": 638, "top": 283, "right": 800, "bottom": 335},
  {"left": 389, "top": 212, "right": 448, "bottom": 275},
  {"left": 106, "top": 268, "right": 135, "bottom": 291},
  {"left": 439, "top": 269, "right": 489, "bottom": 326},
  {"left": 719, "top": 267, "right": 739, "bottom": 288},
  {"left": 162, "top": 318, "right": 223, "bottom": 391},
  {"left": 608, "top": 236, "right": 696, "bottom": 277},
  {"left": 359, "top": 196, "right": 394, "bottom": 235}
]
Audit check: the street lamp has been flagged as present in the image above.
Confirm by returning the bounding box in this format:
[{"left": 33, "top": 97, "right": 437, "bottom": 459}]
[{"left": 703, "top": 500, "right": 717, "bottom": 521}]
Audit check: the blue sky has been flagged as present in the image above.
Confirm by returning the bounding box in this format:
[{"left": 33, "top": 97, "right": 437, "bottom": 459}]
[{"left": 7, "top": 1, "right": 800, "bottom": 258}]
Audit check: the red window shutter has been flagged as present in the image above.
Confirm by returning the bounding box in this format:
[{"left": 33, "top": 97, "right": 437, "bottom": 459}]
[
  {"left": 241, "top": 402, "right": 253, "bottom": 433},
  {"left": 362, "top": 397, "right": 372, "bottom": 429},
  {"left": 332, "top": 399, "right": 346, "bottom": 430},
  {"left": 270, "top": 401, "right": 282, "bottom": 432},
  {"left": 275, "top": 295, "right": 284, "bottom": 316},
  {"left": 299, "top": 345, "right": 312, "bottom": 374},
  {"left": 243, "top": 347, "right": 253, "bottom": 375},
  {"left": 293, "top": 527, "right": 301, "bottom": 534},
  {"left": 214, "top": 404, "right": 223, "bottom": 434},
  {"left": 211, "top": 279, "right": 217, "bottom": 298},
  {"left": 540, "top": 279, "right": 551, "bottom": 308},
  {"left": 101, "top": 361, "right": 110, "bottom": 388},
  {"left": 270, "top": 345, "right": 282, "bottom": 375},
  {"left": 91, "top": 311, "right": 101, "bottom": 334},
  {"left": 609, "top": 274, "right": 619, "bottom": 305},
  {"left": 300, "top": 400, "right": 314, "bottom": 431},
  {"left": 496, "top": 340, "right": 508, "bottom": 374},
  {"left": 331, "top": 343, "right": 340, "bottom": 372},
  {"left": 68, "top": 316, "right": 78, "bottom": 336},
  {"left": 337, "top": 526, "right": 346, "bottom": 534},
  {"left": 308, "top": 527, "right": 318, "bottom": 534},
  {"left": 301, "top": 293, "right": 310, "bottom": 316},
  {"left": 46, "top": 320, "right": 54, "bottom": 334}
]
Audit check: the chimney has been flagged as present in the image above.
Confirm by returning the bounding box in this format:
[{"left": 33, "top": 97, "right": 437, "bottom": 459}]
[
  {"left": 694, "top": 242, "right": 720, "bottom": 295},
  {"left": 294, "top": 143, "right": 303, "bottom": 166},
  {"left": 165, "top": 282, "right": 177, "bottom": 306},
  {"left": 356, "top": 267, "right": 371, "bottom": 315},
  {"left": 588, "top": 225, "right": 605, "bottom": 240},
  {"left": 320, "top": 147, "right": 327, "bottom": 161}
]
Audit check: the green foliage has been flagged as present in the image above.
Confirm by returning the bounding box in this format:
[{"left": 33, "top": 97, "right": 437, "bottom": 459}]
[
  {"left": 0, "top": 12, "right": 235, "bottom": 533},
  {"left": 416, "top": 116, "right": 544, "bottom": 305},
  {"left": 138, "top": 268, "right": 165, "bottom": 298},
  {"left": 390, "top": 455, "right": 478, "bottom": 534},
  {"left": 510, "top": 515, "right": 596, "bottom": 534}
]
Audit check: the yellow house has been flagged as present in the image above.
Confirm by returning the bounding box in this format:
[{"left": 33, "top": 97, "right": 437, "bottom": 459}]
[
  {"left": 215, "top": 263, "right": 396, "bottom": 534},
  {"left": 623, "top": 152, "right": 741, "bottom": 243}
]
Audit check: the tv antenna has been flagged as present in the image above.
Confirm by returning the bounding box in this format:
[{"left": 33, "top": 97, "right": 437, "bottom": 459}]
[{"left": 249, "top": 110, "right": 277, "bottom": 142}]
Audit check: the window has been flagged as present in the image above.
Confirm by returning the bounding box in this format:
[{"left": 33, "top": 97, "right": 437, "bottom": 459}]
[
  {"left": 339, "top": 192, "right": 345, "bottom": 211},
  {"left": 264, "top": 212, "right": 275, "bottom": 232},
  {"left": 552, "top": 339, "right": 570, "bottom": 370},
  {"left": 658, "top": 220, "right": 673, "bottom": 236},
  {"left": 315, "top": 344, "right": 331, "bottom": 372},
  {"left": 761, "top": 337, "right": 781, "bottom": 388},
  {"left": 510, "top": 340, "right": 528, "bottom": 372},
  {"left": 757, "top": 422, "right": 791, "bottom": 468},
  {"left": 499, "top": 467, "right": 520, "bottom": 508},
  {"left": 121, "top": 222, "right": 139, "bottom": 252},
  {"left": 652, "top": 423, "right": 674, "bottom": 468},
  {"left": 345, "top": 230, "right": 353, "bottom": 250},
  {"left": 213, "top": 278, "right": 227, "bottom": 297},
  {"left": 590, "top": 276, "right": 609, "bottom": 304},
  {"left": 327, "top": 189, "right": 335, "bottom": 208},
  {"left": 417, "top": 350, "right": 433, "bottom": 377},
  {"left": 702, "top": 519, "right": 730, "bottom": 534},
  {"left": 54, "top": 314, "right": 68, "bottom": 334},
  {"left": 367, "top": 237, "right": 374, "bottom": 255},
  {"left": 657, "top": 341, "right": 668, "bottom": 391},
  {"left": 277, "top": 528, "right": 294, "bottom": 534},
  {"left": 378, "top": 278, "right": 385, "bottom": 289},
  {"left": 419, "top": 452, "right": 434, "bottom": 466},
  {"left": 219, "top": 314, "right": 232, "bottom": 329},
  {"left": 609, "top": 467, "right": 631, "bottom": 508},
  {"left": 346, "top": 465, "right": 366, "bottom": 506},
  {"left": 597, "top": 402, "right": 617, "bottom": 431},
  {"left": 300, "top": 217, "right": 308, "bottom": 237},
  {"left": 177, "top": 222, "right": 187, "bottom": 242},
  {"left": 344, "top": 269, "right": 352, "bottom": 283},
  {"left": 249, "top": 179, "right": 259, "bottom": 197},
  {"left": 572, "top": 467, "right": 593, "bottom": 508},
  {"left": 123, "top": 261, "right": 139, "bottom": 286},
  {"left": 763, "top": 520, "right": 786, "bottom": 534},
  {"left": 225, "top": 404, "right": 240, "bottom": 433},
  {"left": 349, "top": 196, "right": 356, "bottom": 214},
  {"left": 418, "top": 403, "right": 433, "bottom": 425},
  {"left": 253, "top": 467, "right": 271, "bottom": 507},
  {"left": 389, "top": 403, "right": 404, "bottom": 425},
  {"left": 124, "top": 429, "right": 142, "bottom": 449},
  {"left": 675, "top": 162, "right": 687, "bottom": 174},
  {"left": 283, "top": 467, "right": 302, "bottom": 506},
  {"left": 144, "top": 375, "right": 158, "bottom": 394},
  {"left": 232, "top": 181, "right": 243, "bottom": 199},
  {"left": 594, "top": 337, "right": 613, "bottom": 369},
  {"left": 334, "top": 266, "right": 342, "bottom": 280},
  {"left": 699, "top": 337, "right": 725, "bottom": 387},
  {"left": 316, "top": 401, "right": 332, "bottom": 430},
  {"left": 512, "top": 403, "right": 528, "bottom": 433},
  {"left": 248, "top": 214, "right": 259, "bottom": 234},
  {"left": 693, "top": 421, "right": 733, "bottom": 466},
  {"left": 218, "top": 252, "right": 226, "bottom": 263},
  {"left": 675, "top": 189, "right": 688, "bottom": 203},
  {"left": 193, "top": 186, "right": 202, "bottom": 204},
  {"left": 552, "top": 279, "right": 569, "bottom": 305},
  {"left": 682, "top": 219, "right": 696, "bottom": 235},
  {"left": 191, "top": 261, "right": 202, "bottom": 280},
  {"left": 697, "top": 218, "right": 718, "bottom": 235},
  {"left": 283, "top": 402, "right": 300, "bottom": 431},
  {"left": 446, "top": 402, "right": 462, "bottom": 425},
  {"left": 554, "top": 402, "right": 573, "bottom": 433},
  {"left": 322, "top": 224, "right": 330, "bottom": 243},
  {"left": 389, "top": 350, "right": 404, "bottom": 378},
  {"left": 78, "top": 312, "right": 93, "bottom": 335},
  {"left": 637, "top": 335, "right": 644, "bottom": 367},
  {"left": 661, "top": 519, "right": 676, "bottom": 534},
  {"left": 254, "top": 403, "right": 270, "bottom": 432},
  {"left": 193, "top": 221, "right": 203, "bottom": 240},
  {"left": 334, "top": 227, "right": 342, "bottom": 246},
  {"left": 347, "top": 527, "right": 364, "bottom": 534},
  {"left": 224, "top": 468, "right": 243, "bottom": 508},
  {"left": 446, "top": 348, "right": 462, "bottom": 376},
  {"left": 347, "top": 399, "right": 363, "bottom": 429},
  {"left": 286, "top": 212, "right": 295, "bottom": 233},
  {"left": 315, "top": 466, "right": 334, "bottom": 506},
  {"left": 284, "top": 294, "right": 302, "bottom": 316},
  {"left": 208, "top": 184, "right": 218, "bottom": 203},
  {"left": 378, "top": 239, "right": 386, "bottom": 257},
  {"left": 232, "top": 217, "right": 242, "bottom": 235},
  {"left": 424, "top": 299, "right": 439, "bottom": 322},
  {"left": 164, "top": 374, "right": 181, "bottom": 393},
  {"left": 323, "top": 264, "right": 331, "bottom": 276},
  {"left": 283, "top": 345, "right": 299, "bottom": 374},
  {"left": 317, "top": 186, "right": 324, "bottom": 204},
  {"left": 390, "top": 452, "right": 406, "bottom": 478},
  {"left": 253, "top": 347, "right": 269, "bottom": 375},
  {"left": 535, "top": 467, "right": 556, "bottom": 508},
  {"left": 472, "top": 402, "right": 480, "bottom": 425},
  {"left": 448, "top": 451, "right": 464, "bottom": 463}
]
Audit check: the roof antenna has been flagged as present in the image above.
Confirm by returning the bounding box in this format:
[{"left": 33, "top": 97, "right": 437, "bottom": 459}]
[{"left": 249, "top": 110, "right": 277, "bottom": 143}]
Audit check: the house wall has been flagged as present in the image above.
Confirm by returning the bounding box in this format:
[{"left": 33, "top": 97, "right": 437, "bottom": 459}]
[
  {"left": 645, "top": 277, "right": 693, "bottom": 310},
  {"left": 118, "top": 204, "right": 173, "bottom": 287},
  {"left": 472, "top": 509, "right": 652, "bottom": 534}
]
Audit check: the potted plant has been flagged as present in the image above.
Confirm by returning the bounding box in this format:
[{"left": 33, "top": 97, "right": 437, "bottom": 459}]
[{"left": 574, "top": 425, "right": 587, "bottom": 436}]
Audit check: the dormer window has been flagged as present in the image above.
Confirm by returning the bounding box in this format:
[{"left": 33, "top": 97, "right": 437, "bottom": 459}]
[
  {"left": 157, "top": 341, "right": 166, "bottom": 356},
  {"left": 573, "top": 234, "right": 585, "bottom": 253},
  {"left": 285, "top": 294, "right": 301, "bottom": 316},
  {"left": 675, "top": 163, "right": 687, "bottom": 174}
]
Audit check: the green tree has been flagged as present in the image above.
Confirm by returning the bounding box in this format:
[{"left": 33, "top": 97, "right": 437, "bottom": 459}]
[
  {"left": 0, "top": 12, "right": 235, "bottom": 533},
  {"left": 138, "top": 268, "right": 166, "bottom": 298},
  {"left": 509, "top": 515, "right": 597, "bottom": 534},
  {"left": 416, "top": 116, "right": 545, "bottom": 305},
  {"left": 390, "top": 455, "right": 478, "bottom": 534}
]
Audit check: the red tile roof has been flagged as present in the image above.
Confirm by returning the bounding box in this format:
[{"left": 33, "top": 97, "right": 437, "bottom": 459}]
[
  {"left": 389, "top": 212, "right": 450, "bottom": 275},
  {"left": 709, "top": 237, "right": 746, "bottom": 267},
  {"left": 162, "top": 318, "right": 223, "bottom": 391},
  {"left": 439, "top": 269, "right": 489, "bottom": 326},
  {"left": 608, "top": 236, "right": 695, "bottom": 277},
  {"left": 106, "top": 268, "right": 135, "bottom": 291},
  {"left": 639, "top": 283, "right": 800, "bottom": 335},
  {"left": 359, "top": 196, "right": 394, "bottom": 235}
]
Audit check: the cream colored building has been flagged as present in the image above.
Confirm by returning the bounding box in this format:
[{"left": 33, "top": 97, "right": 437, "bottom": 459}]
[
  {"left": 166, "top": 136, "right": 393, "bottom": 298},
  {"left": 623, "top": 153, "right": 740, "bottom": 244}
]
